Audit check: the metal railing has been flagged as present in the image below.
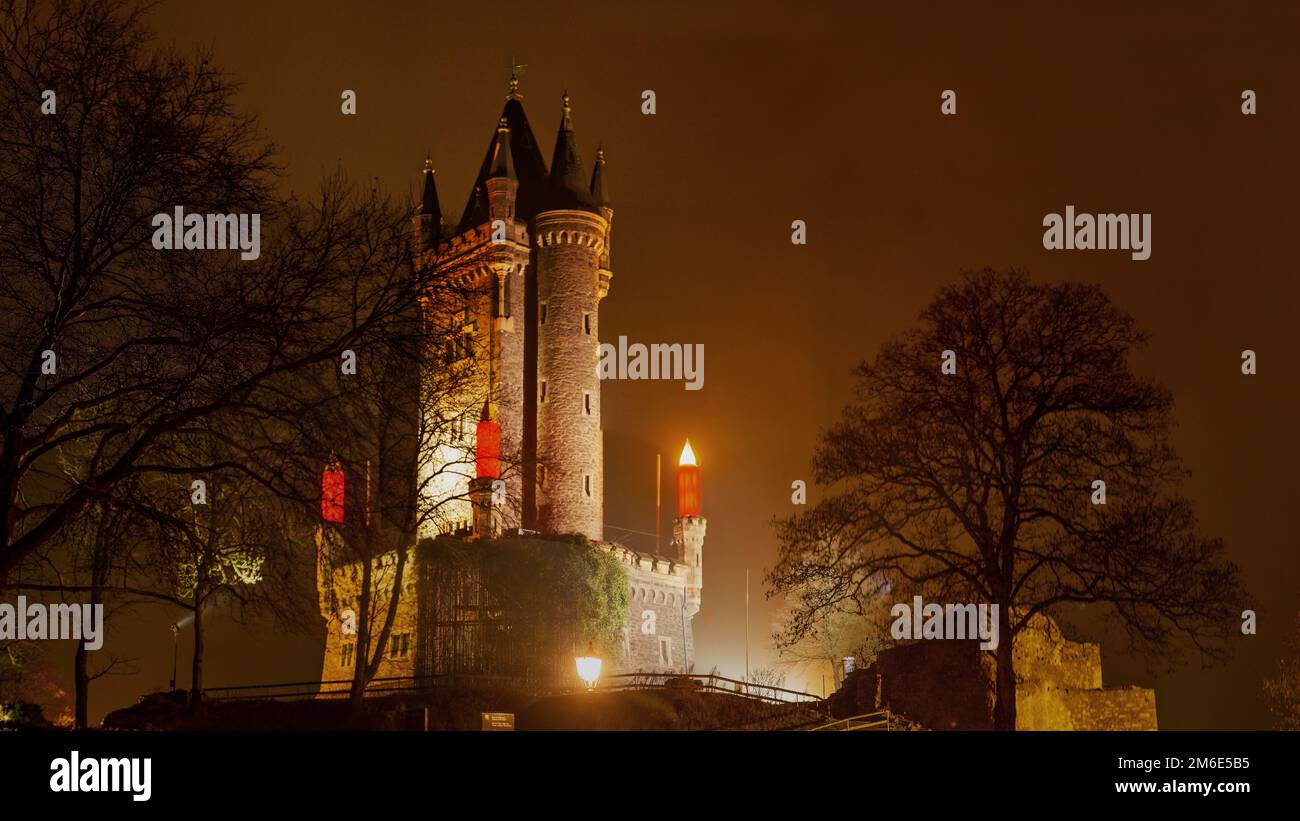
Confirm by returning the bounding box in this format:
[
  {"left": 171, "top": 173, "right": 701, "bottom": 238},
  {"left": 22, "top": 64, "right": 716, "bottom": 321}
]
[
  {"left": 591, "top": 672, "right": 824, "bottom": 705},
  {"left": 202, "top": 673, "right": 532, "bottom": 701},
  {"left": 201, "top": 671, "right": 824, "bottom": 705},
  {"left": 808, "top": 709, "right": 924, "bottom": 731}
]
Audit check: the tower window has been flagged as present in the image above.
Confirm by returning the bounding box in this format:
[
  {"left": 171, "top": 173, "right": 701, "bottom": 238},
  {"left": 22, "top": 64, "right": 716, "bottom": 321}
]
[
  {"left": 459, "top": 322, "right": 476, "bottom": 359},
  {"left": 584, "top": 474, "right": 592, "bottom": 497},
  {"left": 540, "top": 381, "right": 548, "bottom": 403},
  {"left": 582, "top": 391, "right": 593, "bottom": 416},
  {"left": 582, "top": 312, "right": 592, "bottom": 335},
  {"left": 388, "top": 632, "right": 410, "bottom": 660},
  {"left": 341, "top": 642, "right": 355, "bottom": 669},
  {"left": 658, "top": 637, "right": 672, "bottom": 666},
  {"left": 540, "top": 301, "right": 548, "bottom": 325}
]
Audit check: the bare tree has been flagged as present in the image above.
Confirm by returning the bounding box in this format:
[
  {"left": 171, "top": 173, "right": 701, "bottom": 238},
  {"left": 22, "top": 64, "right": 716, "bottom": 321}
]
[
  {"left": 43, "top": 498, "right": 139, "bottom": 727},
  {"left": 119, "top": 469, "right": 300, "bottom": 702},
  {"left": 772, "top": 583, "right": 887, "bottom": 693},
  {"left": 292, "top": 261, "right": 519, "bottom": 708},
  {"left": 0, "top": 0, "right": 420, "bottom": 588},
  {"left": 769, "top": 269, "right": 1243, "bottom": 729}
]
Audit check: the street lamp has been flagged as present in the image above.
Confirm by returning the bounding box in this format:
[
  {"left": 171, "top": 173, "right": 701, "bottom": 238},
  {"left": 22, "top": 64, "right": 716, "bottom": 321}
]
[
  {"left": 575, "top": 642, "right": 602, "bottom": 690},
  {"left": 169, "top": 623, "right": 178, "bottom": 691}
]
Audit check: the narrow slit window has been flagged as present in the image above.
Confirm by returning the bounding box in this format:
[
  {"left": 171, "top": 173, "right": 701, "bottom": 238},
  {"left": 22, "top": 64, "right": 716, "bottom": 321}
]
[
  {"left": 583, "top": 312, "right": 592, "bottom": 335},
  {"left": 540, "top": 301, "right": 548, "bottom": 325}
]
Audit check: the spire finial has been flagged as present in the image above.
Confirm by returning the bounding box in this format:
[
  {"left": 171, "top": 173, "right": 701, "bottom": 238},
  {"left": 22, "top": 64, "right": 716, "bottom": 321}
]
[
  {"left": 422, "top": 157, "right": 434, "bottom": 174},
  {"left": 508, "top": 57, "right": 526, "bottom": 99},
  {"left": 560, "top": 90, "right": 573, "bottom": 131}
]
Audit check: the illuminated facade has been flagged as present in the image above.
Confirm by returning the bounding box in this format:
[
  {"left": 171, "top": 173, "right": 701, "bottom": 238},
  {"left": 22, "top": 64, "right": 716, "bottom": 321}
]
[{"left": 316, "top": 73, "right": 705, "bottom": 685}]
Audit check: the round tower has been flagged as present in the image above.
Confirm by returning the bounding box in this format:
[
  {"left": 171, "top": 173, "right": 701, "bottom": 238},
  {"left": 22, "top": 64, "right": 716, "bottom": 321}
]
[
  {"left": 673, "top": 440, "right": 706, "bottom": 622},
  {"left": 534, "top": 92, "right": 608, "bottom": 539}
]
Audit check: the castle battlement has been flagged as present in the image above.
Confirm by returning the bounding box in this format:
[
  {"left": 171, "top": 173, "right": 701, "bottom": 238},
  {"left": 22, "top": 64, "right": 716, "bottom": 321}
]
[{"left": 599, "top": 542, "right": 688, "bottom": 578}]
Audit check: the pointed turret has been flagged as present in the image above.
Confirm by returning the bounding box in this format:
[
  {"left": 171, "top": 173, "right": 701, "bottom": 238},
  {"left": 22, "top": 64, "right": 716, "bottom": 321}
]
[
  {"left": 544, "top": 92, "right": 599, "bottom": 214},
  {"left": 488, "top": 117, "right": 515, "bottom": 181},
  {"left": 589, "top": 146, "right": 609, "bottom": 206},
  {"left": 590, "top": 147, "right": 614, "bottom": 288},
  {"left": 486, "top": 117, "right": 519, "bottom": 223},
  {"left": 414, "top": 158, "right": 442, "bottom": 253},
  {"left": 420, "top": 159, "right": 442, "bottom": 220}
]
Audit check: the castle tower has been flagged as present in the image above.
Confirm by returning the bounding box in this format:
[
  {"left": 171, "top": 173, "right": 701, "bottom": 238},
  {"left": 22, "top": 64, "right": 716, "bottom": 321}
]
[
  {"left": 482, "top": 117, "right": 528, "bottom": 525},
  {"left": 672, "top": 440, "right": 706, "bottom": 624},
  {"left": 412, "top": 160, "right": 442, "bottom": 254},
  {"left": 534, "top": 92, "right": 609, "bottom": 539}
]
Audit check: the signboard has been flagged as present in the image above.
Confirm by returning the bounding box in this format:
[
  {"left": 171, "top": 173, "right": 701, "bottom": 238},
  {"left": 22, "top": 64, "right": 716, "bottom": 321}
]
[{"left": 481, "top": 712, "right": 515, "bottom": 731}]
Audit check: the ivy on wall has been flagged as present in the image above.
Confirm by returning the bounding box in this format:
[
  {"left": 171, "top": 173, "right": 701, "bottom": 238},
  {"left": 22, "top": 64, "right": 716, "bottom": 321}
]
[{"left": 421, "top": 534, "right": 629, "bottom": 663}]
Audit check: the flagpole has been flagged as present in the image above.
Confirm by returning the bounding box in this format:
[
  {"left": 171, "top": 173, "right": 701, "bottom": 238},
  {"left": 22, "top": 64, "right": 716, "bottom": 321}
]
[{"left": 745, "top": 567, "right": 750, "bottom": 684}]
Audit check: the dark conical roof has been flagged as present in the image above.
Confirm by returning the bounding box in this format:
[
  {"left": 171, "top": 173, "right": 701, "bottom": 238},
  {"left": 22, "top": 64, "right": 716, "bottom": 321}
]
[
  {"left": 589, "top": 146, "right": 609, "bottom": 207},
  {"left": 487, "top": 117, "right": 515, "bottom": 181},
  {"left": 544, "top": 92, "right": 600, "bottom": 214},
  {"left": 420, "top": 159, "right": 442, "bottom": 224},
  {"left": 456, "top": 98, "right": 549, "bottom": 234},
  {"left": 461, "top": 184, "right": 489, "bottom": 231}
]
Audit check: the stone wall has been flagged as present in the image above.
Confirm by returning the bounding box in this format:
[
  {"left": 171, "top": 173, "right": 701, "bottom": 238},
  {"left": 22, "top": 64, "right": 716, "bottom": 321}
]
[
  {"left": 319, "top": 537, "right": 703, "bottom": 687},
  {"left": 830, "top": 615, "right": 1157, "bottom": 730},
  {"left": 1018, "top": 684, "right": 1158, "bottom": 731},
  {"left": 620, "top": 564, "right": 693, "bottom": 674},
  {"left": 318, "top": 544, "right": 421, "bottom": 688}
]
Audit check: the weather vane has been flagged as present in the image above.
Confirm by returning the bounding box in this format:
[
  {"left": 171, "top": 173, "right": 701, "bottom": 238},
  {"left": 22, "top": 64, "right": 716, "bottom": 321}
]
[{"left": 508, "top": 56, "right": 526, "bottom": 99}]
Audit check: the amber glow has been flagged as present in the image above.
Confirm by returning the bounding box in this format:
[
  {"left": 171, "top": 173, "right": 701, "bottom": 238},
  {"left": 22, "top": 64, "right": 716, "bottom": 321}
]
[
  {"left": 476, "top": 420, "right": 501, "bottom": 479},
  {"left": 679, "top": 439, "right": 697, "bottom": 467},
  {"left": 576, "top": 654, "right": 602, "bottom": 688},
  {"left": 676, "top": 439, "right": 701, "bottom": 517},
  {"left": 321, "top": 463, "right": 344, "bottom": 524}
]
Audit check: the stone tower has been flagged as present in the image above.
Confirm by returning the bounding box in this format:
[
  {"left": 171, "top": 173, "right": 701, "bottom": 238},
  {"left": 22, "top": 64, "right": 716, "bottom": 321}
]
[
  {"left": 672, "top": 441, "right": 706, "bottom": 630},
  {"left": 534, "top": 92, "right": 610, "bottom": 539},
  {"left": 317, "top": 72, "right": 706, "bottom": 690},
  {"left": 412, "top": 78, "right": 611, "bottom": 542}
]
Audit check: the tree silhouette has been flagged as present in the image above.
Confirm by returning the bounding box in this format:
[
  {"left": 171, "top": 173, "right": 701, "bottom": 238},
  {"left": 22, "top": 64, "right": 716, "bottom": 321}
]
[
  {"left": 0, "top": 0, "right": 419, "bottom": 586},
  {"left": 770, "top": 269, "right": 1242, "bottom": 729}
]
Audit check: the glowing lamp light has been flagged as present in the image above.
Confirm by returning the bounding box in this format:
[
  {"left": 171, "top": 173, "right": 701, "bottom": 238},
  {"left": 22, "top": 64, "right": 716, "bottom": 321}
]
[
  {"left": 679, "top": 440, "right": 697, "bottom": 467},
  {"left": 676, "top": 439, "right": 701, "bottom": 517},
  {"left": 476, "top": 420, "right": 501, "bottom": 479},
  {"left": 575, "top": 643, "right": 602, "bottom": 689},
  {"left": 321, "top": 461, "right": 345, "bottom": 524}
]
